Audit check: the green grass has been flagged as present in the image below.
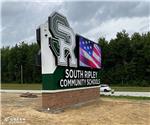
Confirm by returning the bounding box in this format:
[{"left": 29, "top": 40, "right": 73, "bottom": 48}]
[
  {"left": 112, "top": 86, "right": 150, "bottom": 92},
  {"left": 101, "top": 95, "right": 150, "bottom": 100},
  {"left": 1, "top": 83, "right": 42, "bottom": 90},
  {"left": 1, "top": 84, "right": 150, "bottom": 92}
]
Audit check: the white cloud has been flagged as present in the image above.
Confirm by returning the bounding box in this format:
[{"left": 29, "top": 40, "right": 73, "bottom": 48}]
[
  {"left": 1, "top": 1, "right": 149, "bottom": 46},
  {"left": 83, "top": 16, "right": 149, "bottom": 42}
]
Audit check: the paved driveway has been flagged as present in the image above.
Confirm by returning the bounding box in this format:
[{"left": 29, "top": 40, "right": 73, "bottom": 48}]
[{"left": 101, "top": 91, "right": 150, "bottom": 97}]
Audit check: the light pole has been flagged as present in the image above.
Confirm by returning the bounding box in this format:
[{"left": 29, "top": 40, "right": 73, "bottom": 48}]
[{"left": 21, "top": 64, "right": 23, "bottom": 84}]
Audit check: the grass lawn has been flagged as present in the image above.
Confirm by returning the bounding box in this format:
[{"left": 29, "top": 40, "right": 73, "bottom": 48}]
[
  {"left": 1, "top": 83, "right": 42, "bottom": 90},
  {"left": 101, "top": 95, "right": 150, "bottom": 100},
  {"left": 112, "top": 86, "right": 150, "bottom": 92}
]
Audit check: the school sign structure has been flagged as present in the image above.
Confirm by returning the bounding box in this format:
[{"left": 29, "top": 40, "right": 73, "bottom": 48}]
[{"left": 36, "top": 12, "right": 101, "bottom": 109}]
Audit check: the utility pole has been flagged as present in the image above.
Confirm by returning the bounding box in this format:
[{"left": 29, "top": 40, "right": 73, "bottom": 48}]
[{"left": 21, "top": 65, "right": 23, "bottom": 84}]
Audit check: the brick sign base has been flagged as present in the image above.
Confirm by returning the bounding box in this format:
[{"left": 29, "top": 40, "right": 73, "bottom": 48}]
[{"left": 42, "top": 87, "right": 100, "bottom": 109}]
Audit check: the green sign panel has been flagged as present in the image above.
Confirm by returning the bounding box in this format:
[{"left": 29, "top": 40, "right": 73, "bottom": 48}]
[{"left": 43, "top": 67, "right": 101, "bottom": 90}]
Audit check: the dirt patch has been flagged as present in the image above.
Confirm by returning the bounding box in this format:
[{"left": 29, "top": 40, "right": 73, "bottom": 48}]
[{"left": 1, "top": 93, "right": 150, "bottom": 125}]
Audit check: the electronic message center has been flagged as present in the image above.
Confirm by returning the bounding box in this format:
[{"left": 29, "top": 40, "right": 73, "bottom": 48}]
[{"left": 37, "top": 12, "right": 101, "bottom": 109}]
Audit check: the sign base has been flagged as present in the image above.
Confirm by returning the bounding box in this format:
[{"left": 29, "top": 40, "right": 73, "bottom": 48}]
[{"left": 42, "top": 87, "right": 100, "bottom": 109}]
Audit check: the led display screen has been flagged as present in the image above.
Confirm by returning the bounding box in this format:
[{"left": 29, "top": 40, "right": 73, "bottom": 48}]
[{"left": 79, "top": 36, "right": 101, "bottom": 69}]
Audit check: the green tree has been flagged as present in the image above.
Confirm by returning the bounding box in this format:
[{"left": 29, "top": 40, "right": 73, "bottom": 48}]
[
  {"left": 98, "top": 31, "right": 150, "bottom": 86},
  {"left": 1, "top": 42, "right": 41, "bottom": 83}
]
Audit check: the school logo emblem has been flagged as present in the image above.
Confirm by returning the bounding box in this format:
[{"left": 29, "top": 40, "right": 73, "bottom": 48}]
[{"left": 48, "top": 12, "right": 77, "bottom": 67}]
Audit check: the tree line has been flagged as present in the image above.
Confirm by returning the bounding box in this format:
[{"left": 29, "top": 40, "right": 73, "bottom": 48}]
[
  {"left": 1, "top": 42, "right": 41, "bottom": 83},
  {"left": 98, "top": 31, "right": 150, "bottom": 86},
  {"left": 1, "top": 31, "right": 150, "bottom": 86}
]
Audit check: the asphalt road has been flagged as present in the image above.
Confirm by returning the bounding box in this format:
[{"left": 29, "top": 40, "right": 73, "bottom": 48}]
[
  {"left": 0, "top": 90, "right": 150, "bottom": 97},
  {"left": 101, "top": 91, "right": 150, "bottom": 97}
]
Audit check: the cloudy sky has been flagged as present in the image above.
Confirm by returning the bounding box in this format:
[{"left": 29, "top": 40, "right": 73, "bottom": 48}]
[{"left": 1, "top": 0, "right": 150, "bottom": 47}]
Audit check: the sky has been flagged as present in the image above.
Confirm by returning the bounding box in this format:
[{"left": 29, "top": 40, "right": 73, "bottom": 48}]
[{"left": 1, "top": 0, "right": 150, "bottom": 47}]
